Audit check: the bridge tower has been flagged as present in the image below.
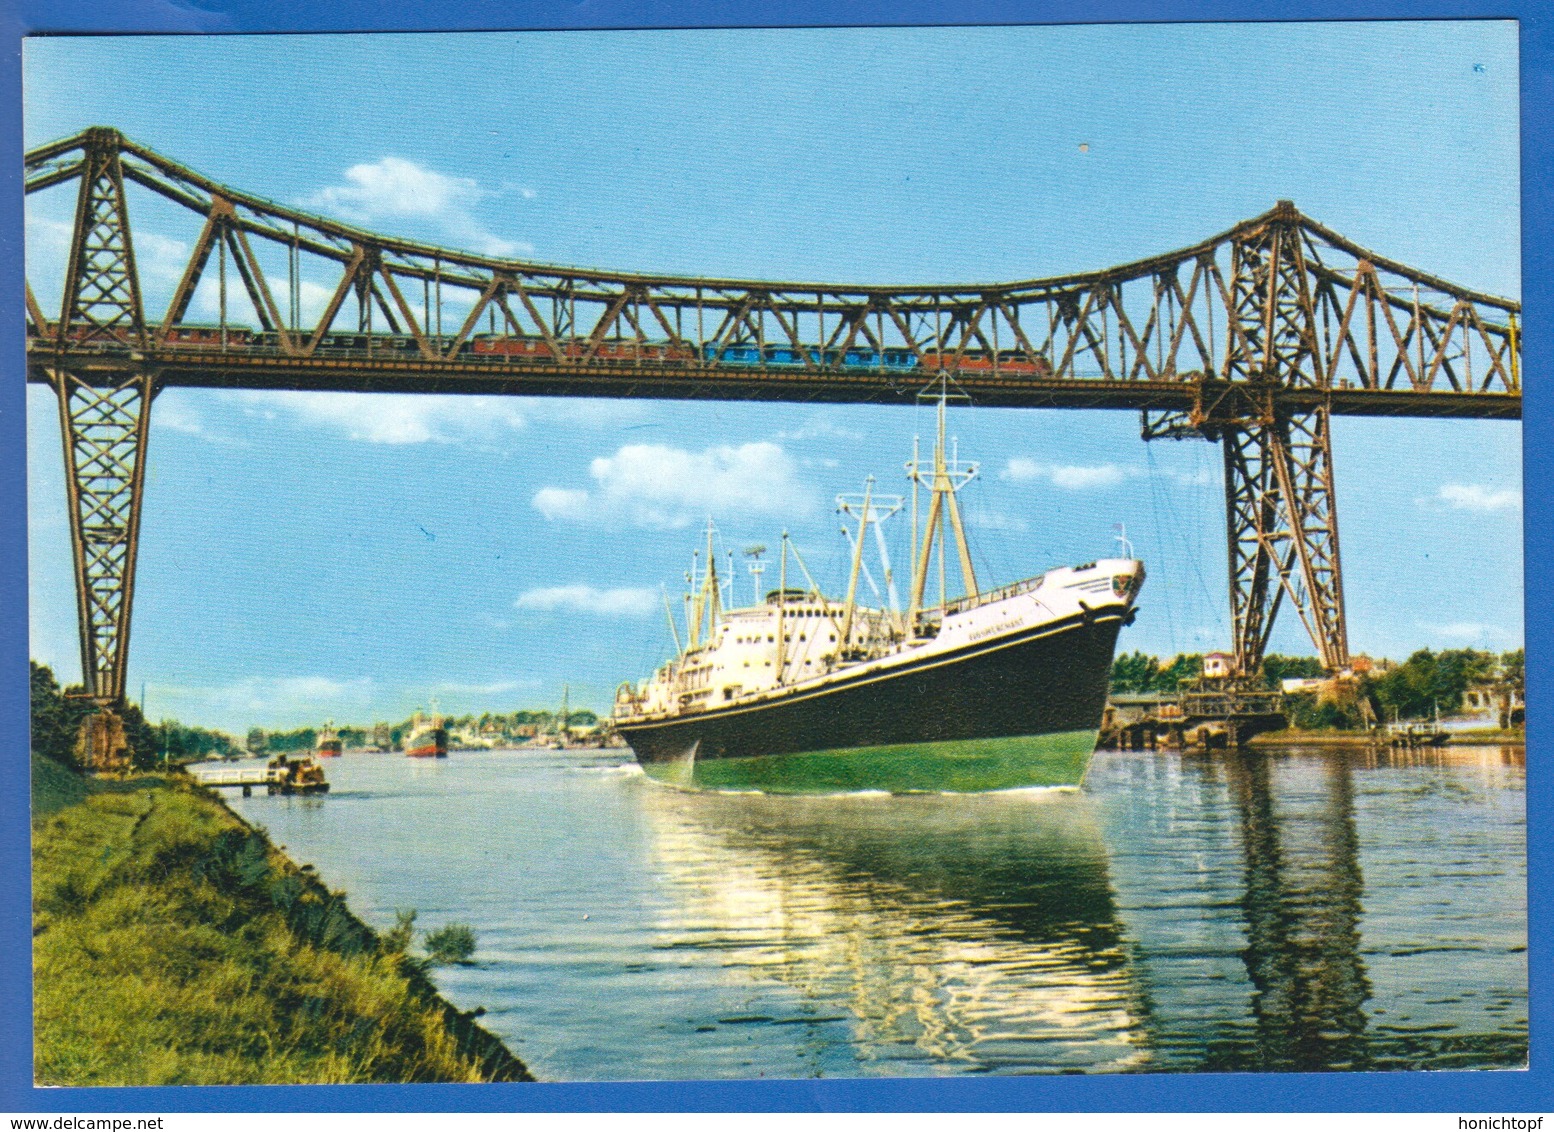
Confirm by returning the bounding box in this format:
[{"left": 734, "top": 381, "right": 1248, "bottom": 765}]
[
  {"left": 38, "top": 127, "right": 155, "bottom": 769},
  {"left": 1144, "top": 202, "right": 1349, "bottom": 678}
]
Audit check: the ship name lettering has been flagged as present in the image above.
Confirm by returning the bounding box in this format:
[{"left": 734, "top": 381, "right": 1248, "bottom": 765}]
[{"left": 969, "top": 618, "right": 1025, "bottom": 642}]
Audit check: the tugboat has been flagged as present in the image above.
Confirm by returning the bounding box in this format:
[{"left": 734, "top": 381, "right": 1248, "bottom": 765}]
[
  {"left": 266, "top": 752, "right": 330, "bottom": 795},
  {"left": 612, "top": 386, "right": 1144, "bottom": 794},
  {"left": 405, "top": 708, "right": 449, "bottom": 758},
  {"left": 315, "top": 721, "right": 343, "bottom": 758}
]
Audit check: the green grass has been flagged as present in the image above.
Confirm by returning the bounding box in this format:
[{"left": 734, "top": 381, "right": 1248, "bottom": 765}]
[
  {"left": 31, "top": 756, "right": 531, "bottom": 1085},
  {"left": 30, "top": 752, "right": 88, "bottom": 818}
]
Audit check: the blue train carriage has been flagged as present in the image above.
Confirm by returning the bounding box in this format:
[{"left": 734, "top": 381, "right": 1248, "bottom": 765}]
[{"left": 701, "top": 342, "right": 922, "bottom": 370}]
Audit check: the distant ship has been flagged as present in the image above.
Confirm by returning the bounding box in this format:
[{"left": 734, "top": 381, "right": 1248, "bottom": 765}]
[
  {"left": 315, "top": 722, "right": 343, "bottom": 758},
  {"left": 405, "top": 709, "right": 448, "bottom": 758},
  {"left": 612, "top": 387, "right": 1143, "bottom": 794}
]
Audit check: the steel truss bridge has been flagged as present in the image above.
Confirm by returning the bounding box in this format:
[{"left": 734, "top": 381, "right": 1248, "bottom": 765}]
[{"left": 26, "top": 127, "right": 1521, "bottom": 732}]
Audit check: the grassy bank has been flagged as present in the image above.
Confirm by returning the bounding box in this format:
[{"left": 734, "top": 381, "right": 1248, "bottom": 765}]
[{"left": 31, "top": 754, "right": 531, "bottom": 1085}]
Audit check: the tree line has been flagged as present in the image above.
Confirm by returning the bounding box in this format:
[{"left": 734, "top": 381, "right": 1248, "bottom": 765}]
[
  {"left": 30, "top": 661, "right": 604, "bottom": 765},
  {"left": 1110, "top": 647, "right": 1524, "bottom": 728}
]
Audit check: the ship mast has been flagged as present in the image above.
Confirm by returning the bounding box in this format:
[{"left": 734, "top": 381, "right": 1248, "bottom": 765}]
[
  {"left": 661, "top": 588, "right": 683, "bottom": 654},
  {"left": 837, "top": 482, "right": 904, "bottom": 647},
  {"left": 907, "top": 384, "right": 979, "bottom": 632},
  {"left": 838, "top": 476, "right": 873, "bottom": 656},
  {"left": 685, "top": 518, "right": 724, "bottom": 650},
  {"left": 777, "top": 531, "right": 789, "bottom": 683}
]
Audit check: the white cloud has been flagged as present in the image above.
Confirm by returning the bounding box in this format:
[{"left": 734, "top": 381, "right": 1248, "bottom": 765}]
[
  {"left": 432, "top": 679, "right": 531, "bottom": 696},
  {"left": 24, "top": 212, "right": 74, "bottom": 294},
  {"left": 153, "top": 396, "right": 207, "bottom": 436},
  {"left": 1416, "top": 620, "right": 1508, "bottom": 642},
  {"left": 776, "top": 414, "right": 865, "bottom": 443},
  {"left": 149, "top": 394, "right": 246, "bottom": 447},
  {"left": 305, "top": 156, "right": 530, "bottom": 258},
  {"left": 1431, "top": 483, "right": 1522, "bottom": 513},
  {"left": 532, "top": 487, "right": 591, "bottom": 521},
  {"left": 229, "top": 390, "right": 525, "bottom": 446},
  {"left": 519, "top": 398, "right": 653, "bottom": 430},
  {"left": 1003, "top": 457, "right": 1130, "bottom": 490},
  {"left": 967, "top": 510, "right": 1030, "bottom": 533},
  {"left": 1157, "top": 465, "right": 1216, "bottom": 487},
  {"left": 514, "top": 584, "right": 657, "bottom": 617},
  {"left": 532, "top": 441, "right": 812, "bottom": 529}
]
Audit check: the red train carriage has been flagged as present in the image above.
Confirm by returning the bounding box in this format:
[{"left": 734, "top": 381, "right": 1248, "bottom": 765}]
[
  {"left": 918, "top": 349, "right": 1053, "bottom": 377},
  {"left": 160, "top": 324, "right": 253, "bottom": 347}
]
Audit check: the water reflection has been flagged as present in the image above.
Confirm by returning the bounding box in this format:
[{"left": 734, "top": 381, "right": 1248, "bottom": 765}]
[
  {"left": 1091, "top": 745, "right": 1526, "bottom": 1072},
  {"left": 233, "top": 745, "right": 1526, "bottom": 1078},
  {"left": 1229, "top": 751, "right": 1370, "bottom": 1070},
  {"left": 637, "top": 787, "right": 1152, "bottom": 1073}
]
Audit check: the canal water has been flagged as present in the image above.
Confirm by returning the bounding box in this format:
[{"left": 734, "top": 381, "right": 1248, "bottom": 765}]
[{"left": 228, "top": 744, "right": 1526, "bottom": 1079}]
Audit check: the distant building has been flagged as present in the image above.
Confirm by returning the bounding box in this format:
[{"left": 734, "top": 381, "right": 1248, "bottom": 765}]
[
  {"left": 1202, "top": 652, "right": 1234, "bottom": 680},
  {"left": 1281, "top": 677, "right": 1327, "bottom": 694},
  {"left": 1461, "top": 683, "right": 1524, "bottom": 728}
]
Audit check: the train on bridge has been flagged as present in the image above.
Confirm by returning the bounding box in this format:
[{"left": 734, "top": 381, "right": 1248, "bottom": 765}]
[{"left": 33, "top": 322, "right": 1057, "bottom": 376}]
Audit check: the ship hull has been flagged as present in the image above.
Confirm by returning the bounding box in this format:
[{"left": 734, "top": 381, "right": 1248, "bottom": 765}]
[
  {"left": 405, "top": 730, "right": 448, "bottom": 758},
  {"left": 619, "top": 609, "right": 1124, "bottom": 794}
]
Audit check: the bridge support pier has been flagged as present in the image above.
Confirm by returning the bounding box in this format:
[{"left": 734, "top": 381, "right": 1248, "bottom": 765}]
[
  {"left": 1222, "top": 405, "right": 1349, "bottom": 675},
  {"left": 46, "top": 126, "right": 157, "bottom": 758}
]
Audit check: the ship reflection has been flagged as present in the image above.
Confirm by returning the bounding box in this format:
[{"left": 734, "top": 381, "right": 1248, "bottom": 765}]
[
  {"left": 636, "top": 786, "right": 1154, "bottom": 1074},
  {"left": 631, "top": 744, "right": 1524, "bottom": 1076}
]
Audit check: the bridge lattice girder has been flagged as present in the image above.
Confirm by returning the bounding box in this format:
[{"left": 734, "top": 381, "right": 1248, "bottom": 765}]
[{"left": 24, "top": 127, "right": 1522, "bottom": 706}]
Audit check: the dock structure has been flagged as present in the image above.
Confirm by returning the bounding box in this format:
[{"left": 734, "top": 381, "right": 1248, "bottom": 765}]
[
  {"left": 1102, "top": 685, "right": 1287, "bottom": 751},
  {"left": 187, "top": 757, "right": 329, "bottom": 796}
]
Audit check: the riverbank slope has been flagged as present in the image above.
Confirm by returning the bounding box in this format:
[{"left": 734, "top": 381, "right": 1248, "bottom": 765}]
[{"left": 31, "top": 754, "right": 531, "bottom": 1085}]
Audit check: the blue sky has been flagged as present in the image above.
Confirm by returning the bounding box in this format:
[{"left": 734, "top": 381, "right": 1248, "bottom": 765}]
[{"left": 23, "top": 22, "right": 1523, "bottom": 731}]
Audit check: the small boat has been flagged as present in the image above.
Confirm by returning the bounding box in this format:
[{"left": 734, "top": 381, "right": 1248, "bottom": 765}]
[
  {"left": 1385, "top": 704, "right": 1451, "bottom": 748},
  {"left": 405, "top": 709, "right": 449, "bottom": 758},
  {"left": 1386, "top": 719, "right": 1451, "bottom": 748},
  {"left": 265, "top": 752, "right": 330, "bottom": 795},
  {"left": 315, "top": 721, "right": 343, "bottom": 758}
]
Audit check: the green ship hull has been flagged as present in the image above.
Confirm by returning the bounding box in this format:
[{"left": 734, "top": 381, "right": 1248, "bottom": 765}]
[{"left": 638, "top": 729, "right": 1100, "bottom": 795}]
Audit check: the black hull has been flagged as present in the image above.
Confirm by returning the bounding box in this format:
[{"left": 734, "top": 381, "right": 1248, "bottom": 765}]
[{"left": 619, "top": 607, "right": 1126, "bottom": 766}]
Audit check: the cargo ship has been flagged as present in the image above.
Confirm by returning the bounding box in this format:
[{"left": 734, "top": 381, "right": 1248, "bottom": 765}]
[
  {"left": 315, "top": 722, "right": 343, "bottom": 758},
  {"left": 404, "top": 709, "right": 449, "bottom": 758},
  {"left": 612, "top": 389, "right": 1143, "bottom": 794}
]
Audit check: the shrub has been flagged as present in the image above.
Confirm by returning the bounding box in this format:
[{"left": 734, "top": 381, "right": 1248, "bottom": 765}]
[{"left": 424, "top": 923, "right": 477, "bottom": 966}]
